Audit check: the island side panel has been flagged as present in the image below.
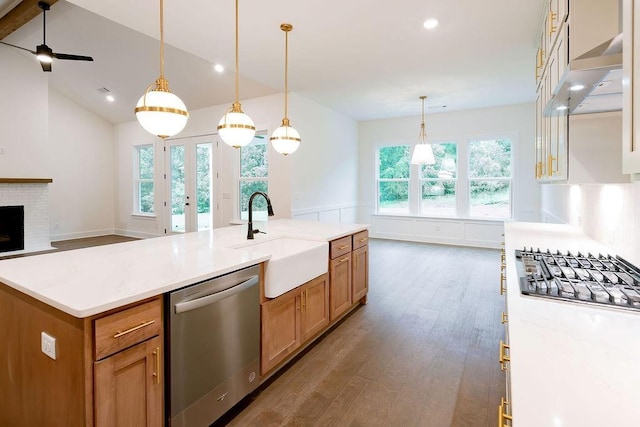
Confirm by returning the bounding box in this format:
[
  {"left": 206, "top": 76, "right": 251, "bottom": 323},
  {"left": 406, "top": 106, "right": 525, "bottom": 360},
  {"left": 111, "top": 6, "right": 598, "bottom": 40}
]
[{"left": 0, "top": 282, "right": 87, "bottom": 427}]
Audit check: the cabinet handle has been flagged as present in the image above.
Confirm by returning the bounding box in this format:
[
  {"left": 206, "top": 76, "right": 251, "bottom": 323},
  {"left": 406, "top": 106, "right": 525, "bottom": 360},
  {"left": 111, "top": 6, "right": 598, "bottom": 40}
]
[
  {"left": 113, "top": 320, "right": 155, "bottom": 338},
  {"left": 547, "top": 154, "right": 556, "bottom": 176},
  {"left": 498, "top": 397, "right": 513, "bottom": 426},
  {"left": 501, "top": 312, "right": 508, "bottom": 324},
  {"left": 499, "top": 340, "right": 510, "bottom": 370},
  {"left": 358, "top": 238, "right": 367, "bottom": 243},
  {"left": 302, "top": 290, "right": 306, "bottom": 311},
  {"left": 338, "top": 244, "right": 349, "bottom": 250},
  {"left": 548, "top": 10, "right": 557, "bottom": 36},
  {"left": 152, "top": 347, "right": 160, "bottom": 385},
  {"left": 338, "top": 256, "right": 349, "bottom": 263},
  {"left": 500, "top": 273, "right": 506, "bottom": 295}
]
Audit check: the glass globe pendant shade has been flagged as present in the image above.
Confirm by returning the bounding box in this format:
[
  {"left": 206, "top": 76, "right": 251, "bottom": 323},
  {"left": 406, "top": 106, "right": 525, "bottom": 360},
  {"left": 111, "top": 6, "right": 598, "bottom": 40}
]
[
  {"left": 411, "top": 143, "right": 435, "bottom": 165},
  {"left": 218, "top": 103, "right": 256, "bottom": 148},
  {"left": 270, "top": 119, "right": 301, "bottom": 155},
  {"left": 135, "top": 80, "right": 189, "bottom": 139}
]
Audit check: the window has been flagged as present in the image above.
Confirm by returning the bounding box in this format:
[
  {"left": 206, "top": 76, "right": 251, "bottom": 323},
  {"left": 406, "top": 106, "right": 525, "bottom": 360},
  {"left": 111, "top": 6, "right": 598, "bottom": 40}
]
[
  {"left": 468, "top": 139, "right": 512, "bottom": 219},
  {"left": 377, "top": 145, "right": 410, "bottom": 214},
  {"left": 420, "top": 143, "right": 457, "bottom": 216},
  {"left": 239, "top": 134, "right": 268, "bottom": 220},
  {"left": 375, "top": 138, "right": 512, "bottom": 220},
  {"left": 134, "top": 144, "right": 154, "bottom": 214}
]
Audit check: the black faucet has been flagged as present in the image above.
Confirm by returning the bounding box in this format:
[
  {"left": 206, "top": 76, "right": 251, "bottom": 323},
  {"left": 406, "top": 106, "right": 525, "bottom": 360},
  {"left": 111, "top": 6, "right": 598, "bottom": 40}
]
[{"left": 247, "top": 191, "right": 274, "bottom": 239}]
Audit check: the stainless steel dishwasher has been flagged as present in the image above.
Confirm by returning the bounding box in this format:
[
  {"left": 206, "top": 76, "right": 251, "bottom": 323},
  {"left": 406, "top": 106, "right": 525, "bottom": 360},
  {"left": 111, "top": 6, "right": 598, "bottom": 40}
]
[{"left": 165, "top": 264, "right": 261, "bottom": 427}]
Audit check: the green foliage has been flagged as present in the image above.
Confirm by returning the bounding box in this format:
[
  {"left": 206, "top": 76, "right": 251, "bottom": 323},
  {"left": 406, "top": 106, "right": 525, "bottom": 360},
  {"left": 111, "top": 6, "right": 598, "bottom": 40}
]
[
  {"left": 240, "top": 181, "right": 268, "bottom": 214},
  {"left": 241, "top": 141, "right": 268, "bottom": 178},
  {"left": 196, "top": 145, "right": 211, "bottom": 214},
  {"left": 421, "top": 143, "right": 457, "bottom": 179},
  {"left": 378, "top": 146, "right": 409, "bottom": 179},
  {"left": 138, "top": 145, "right": 154, "bottom": 213},
  {"left": 170, "top": 146, "right": 185, "bottom": 215},
  {"left": 469, "top": 139, "right": 511, "bottom": 179}
]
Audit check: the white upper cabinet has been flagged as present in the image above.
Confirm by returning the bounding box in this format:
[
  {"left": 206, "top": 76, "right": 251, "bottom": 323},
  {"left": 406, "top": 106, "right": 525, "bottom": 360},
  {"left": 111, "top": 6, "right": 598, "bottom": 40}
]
[{"left": 623, "top": 0, "right": 640, "bottom": 175}]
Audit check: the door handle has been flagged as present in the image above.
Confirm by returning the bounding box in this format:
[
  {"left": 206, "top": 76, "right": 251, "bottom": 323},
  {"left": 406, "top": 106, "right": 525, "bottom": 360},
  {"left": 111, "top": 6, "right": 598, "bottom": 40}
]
[{"left": 174, "top": 275, "right": 259, "bottom": 314}]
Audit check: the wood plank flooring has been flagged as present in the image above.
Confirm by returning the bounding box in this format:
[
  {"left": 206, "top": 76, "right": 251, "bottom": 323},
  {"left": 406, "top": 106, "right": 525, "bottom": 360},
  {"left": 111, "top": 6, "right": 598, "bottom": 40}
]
[{"left": 217, "top": 238, "right": 506, "bottom": 427}]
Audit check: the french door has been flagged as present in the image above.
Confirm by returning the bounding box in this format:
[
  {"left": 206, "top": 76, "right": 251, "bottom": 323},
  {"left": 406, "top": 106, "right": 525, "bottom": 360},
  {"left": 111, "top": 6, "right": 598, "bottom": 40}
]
[{"left": 164, "top": 135, "right": 217, "bottom": 234}]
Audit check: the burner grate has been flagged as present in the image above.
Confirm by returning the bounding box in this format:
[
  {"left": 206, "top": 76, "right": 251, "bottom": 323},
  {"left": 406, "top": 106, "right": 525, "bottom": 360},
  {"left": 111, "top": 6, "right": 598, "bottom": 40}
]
[{"left": 515, "top": 248, "right": 640, "bottom": 311}]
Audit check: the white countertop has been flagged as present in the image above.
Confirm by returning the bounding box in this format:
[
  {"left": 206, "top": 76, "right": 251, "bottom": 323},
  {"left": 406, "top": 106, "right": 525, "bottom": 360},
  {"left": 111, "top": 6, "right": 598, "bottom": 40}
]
[
  {"left": 0, "top": 219, "right": 367, "bottom": 318},
  {"left": 504, "top": 222, "right": 640, "bottom": 427}
]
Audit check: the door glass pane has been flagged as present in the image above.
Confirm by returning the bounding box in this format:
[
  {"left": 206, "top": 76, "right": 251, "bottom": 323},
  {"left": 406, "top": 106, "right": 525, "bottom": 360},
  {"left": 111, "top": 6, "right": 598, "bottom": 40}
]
[
  {"left": 240, "top": 180, "right": 268, "bottom": 220},
  {"left": 170, "top": 145, "right": 185, "bottom": 233},
  {"left": 196, "top": 143, "right": 213, "bottom": 231}
]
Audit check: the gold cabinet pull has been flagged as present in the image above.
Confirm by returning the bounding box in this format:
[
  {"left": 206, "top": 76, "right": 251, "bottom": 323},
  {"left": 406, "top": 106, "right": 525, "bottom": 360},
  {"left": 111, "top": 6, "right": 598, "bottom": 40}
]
[
  {"left": 113, "top": 320, "right": 155, "bottom": 338},
  {"left": 549, "top": 10, "right": 557, "bottom": 36},
  {"left": 547, "top": 154, "right": 556, "bottom": 176},
  {"left": 499, "top": 340, "right": 510, "bottom": 370},
  {"left": 501, "top": 312, "right": 508, "bottom": 324},
  {"left": 338, "top": 256, "right": 349, "bottom": 263},
  {"left": 358, "top": 238, "right": 367, "bottom": 243},
  {"left": 152, "top": 347, "right": 160, "bottom": 385},
  {"left": 500, "top": 273, "right": 506, "bottom": 295},
  {"left": 338, "top": 244, "right": 349, "bottom": 250},
  {"left": 498, "top": 397, "right": 513, "bottom": 426},
  {"left": 302, "top": 290, "right": 306, "bottom": 311}
]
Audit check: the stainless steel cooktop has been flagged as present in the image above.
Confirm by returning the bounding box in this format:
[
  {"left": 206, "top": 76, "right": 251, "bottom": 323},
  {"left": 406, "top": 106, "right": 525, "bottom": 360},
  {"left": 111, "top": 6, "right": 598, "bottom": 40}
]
[{"left": 515, "top": 248, "right": 640, "bottom": 311}]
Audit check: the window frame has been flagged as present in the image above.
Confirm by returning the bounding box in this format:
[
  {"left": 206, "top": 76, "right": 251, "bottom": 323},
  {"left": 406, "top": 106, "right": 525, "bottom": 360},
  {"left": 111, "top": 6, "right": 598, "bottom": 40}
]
[
  {"left": 418, "top": 142, "right": 458, "bottom": 217},
  {"left": 133, "top": 143, "right": 156, "bottom": 217},
  {"left": 467, "top": 138, "right": 513, "bottom": 220},
  {"left": 375, "top": 144, "right": 411, "bottom": 215}
]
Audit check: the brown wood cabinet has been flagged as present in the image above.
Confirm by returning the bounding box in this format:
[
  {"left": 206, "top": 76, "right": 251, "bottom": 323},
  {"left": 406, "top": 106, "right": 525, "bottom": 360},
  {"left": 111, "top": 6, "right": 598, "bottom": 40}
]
[
  {"left": 94, "top": 335, "right": 164, "bottom": 427},
  {"left": 329, "top": 235, "right": 353, "bottom": 321},
  {"left": 261, "top": 274, "right": 329, "bottom": 374},
  {"left": 0, "top": 284, "right": 164, "bottom": 427},
  {"left": 352, "top": 245, "right": 368, "bottom": 302}
]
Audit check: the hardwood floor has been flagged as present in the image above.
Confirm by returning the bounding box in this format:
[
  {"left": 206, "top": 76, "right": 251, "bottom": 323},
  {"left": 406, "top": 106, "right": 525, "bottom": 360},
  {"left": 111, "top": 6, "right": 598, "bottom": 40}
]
[{"left": 217, "top": 238, "right": 506, "bottom": 427}]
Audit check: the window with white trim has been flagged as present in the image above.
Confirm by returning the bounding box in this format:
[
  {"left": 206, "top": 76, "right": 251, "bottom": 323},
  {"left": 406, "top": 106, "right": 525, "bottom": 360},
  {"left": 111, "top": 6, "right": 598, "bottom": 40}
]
[
  {"left": 239, "top": 133, "right": 268, "bottom": 220},
  {"left": 468, "top": 139, "right": 512, "bottom": 219},
  {"left": 376, "top": 145, "right": 410, "bottom": 214},
  {"left": 134, "top": 144, "right": 154, "bottom": 214},
  {"left": 420, "top": 142, "right": 457, "bottom": 216}
]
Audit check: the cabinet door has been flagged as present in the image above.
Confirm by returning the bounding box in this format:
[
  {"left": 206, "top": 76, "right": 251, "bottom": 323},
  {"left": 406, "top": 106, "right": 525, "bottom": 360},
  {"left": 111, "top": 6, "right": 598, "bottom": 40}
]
[
  {"left": 94, "top": 335, "right": 163, "bottom": 427},
  {"left": 330, "top": 253, "right": 352, "bottom": 320},
  {"left": 352, "top": 245, "right": 369, "bottom": 302},
  {"left": 301, "top": 274, "right": 330, "bottom": 342},
  {"left": 261, "top": 290, "right": 301, "bottom": 374}
]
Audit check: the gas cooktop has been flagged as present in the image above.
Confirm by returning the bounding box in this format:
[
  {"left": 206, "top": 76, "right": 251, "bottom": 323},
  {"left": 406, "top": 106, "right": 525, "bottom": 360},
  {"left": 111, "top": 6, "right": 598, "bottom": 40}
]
[{"left": 515, "top": 248, "right": 640, "bottom": 311}]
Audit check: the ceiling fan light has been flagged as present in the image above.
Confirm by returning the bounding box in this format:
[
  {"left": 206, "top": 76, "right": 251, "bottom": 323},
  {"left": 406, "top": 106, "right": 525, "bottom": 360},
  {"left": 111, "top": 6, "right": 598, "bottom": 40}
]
[
  {"left": 218, "top": 105, "right": 256, "bottom": 148},
  {"left": 36, "top": 44, "right": 52, "bottom": 63},
  {"left": 135, "top": 88, "right": 189, "bottom": 138},
  {"left": 411, "top": 143, "right": 436, "bottom": 164},
  {"left": 270, "top": 121, "right": 301, "bottom": 155}
]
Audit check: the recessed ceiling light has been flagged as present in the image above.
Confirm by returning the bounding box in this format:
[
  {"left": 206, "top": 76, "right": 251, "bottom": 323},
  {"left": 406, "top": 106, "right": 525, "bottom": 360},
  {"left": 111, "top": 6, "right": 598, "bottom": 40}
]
[
  {"left": 214, "top": 64, "right": 224, "bottom": 73},
  {"left": 423, "top": 18, "right": 439, "bottom": 30},
  {"left": 556, "top": 105, "right": 568, "bottom": 111},
  {"left": 569, "top": 84, "right": 585, "bottom": 91},
  {"left": 106, "top": 95, "right": 115, "bottom": 102}
]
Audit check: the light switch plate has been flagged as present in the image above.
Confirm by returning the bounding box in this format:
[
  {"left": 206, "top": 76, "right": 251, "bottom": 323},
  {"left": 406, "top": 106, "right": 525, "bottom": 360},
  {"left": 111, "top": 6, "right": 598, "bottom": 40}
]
[{"left": 41, "top": 332, "right": 56, "bottom": 360}]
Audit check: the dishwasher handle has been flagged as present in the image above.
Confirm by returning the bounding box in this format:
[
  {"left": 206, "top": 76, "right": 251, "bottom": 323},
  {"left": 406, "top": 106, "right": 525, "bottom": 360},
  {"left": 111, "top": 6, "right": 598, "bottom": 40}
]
[{"left": 174, "top": 275, "right": 259, "bottom": 314}]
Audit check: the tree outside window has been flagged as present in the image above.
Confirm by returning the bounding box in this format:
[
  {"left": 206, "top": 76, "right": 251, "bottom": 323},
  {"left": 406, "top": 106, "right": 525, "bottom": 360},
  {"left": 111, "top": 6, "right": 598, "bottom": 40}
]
[
  {"left": 377, "top": 145, "right": 410, "bottom": 214},
  {"left": 468, "top": 139, "right": 512, "bottom": 219},
  {"left": 239, "top": 135, "right": 268, "bottom": 220},
  {"left": 420, "top": 143, "right": 457, "bottom": 216},
  {"left": 135, "top": 145, "right": 154, "bottom": 214}
]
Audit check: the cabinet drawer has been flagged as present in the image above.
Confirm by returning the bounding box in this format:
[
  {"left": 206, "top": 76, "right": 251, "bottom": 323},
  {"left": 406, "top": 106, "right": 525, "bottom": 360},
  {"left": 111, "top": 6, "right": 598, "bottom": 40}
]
[
  {"left": 330, "top": 236, "right": 352, "bottom": 259},
  {"left": 94, "top": 299, "right": 162, "bottom": 360},
  {"left": 352, "top": 230, "right": 368, "bottom": 249}
]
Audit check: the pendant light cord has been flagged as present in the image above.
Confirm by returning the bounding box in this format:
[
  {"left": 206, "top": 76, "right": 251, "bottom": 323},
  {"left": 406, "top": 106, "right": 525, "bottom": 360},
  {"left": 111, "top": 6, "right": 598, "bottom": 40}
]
[
  {"left": 42, "top": 6, "right": 46, "bottom": 45},
  {"left": 419, "top": 96, "right": 427, "bottom": 143},
  {"left": 284, "top": 27, "right": 288, "bottom": 119},
  {"left": 159, "top": 0, "right": 165, "bottom": 80},
  {"left": 235, "top": 0, "right": 239, "bottom": 104}
]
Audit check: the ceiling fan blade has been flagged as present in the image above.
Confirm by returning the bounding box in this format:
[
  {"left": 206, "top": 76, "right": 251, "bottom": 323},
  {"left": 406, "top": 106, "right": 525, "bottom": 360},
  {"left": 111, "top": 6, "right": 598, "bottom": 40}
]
[
  {"left": 0, "top": 41, "right": 36, "bottom": 55},
  {"left": 52, "top": 52, "right": 94, "bottom": 61}
]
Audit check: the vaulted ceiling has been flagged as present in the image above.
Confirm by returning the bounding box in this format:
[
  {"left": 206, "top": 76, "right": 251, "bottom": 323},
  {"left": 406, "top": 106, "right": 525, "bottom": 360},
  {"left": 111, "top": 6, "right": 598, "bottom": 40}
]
[{"left": 0, "top": 0, "right": 543, "bottom": 124}]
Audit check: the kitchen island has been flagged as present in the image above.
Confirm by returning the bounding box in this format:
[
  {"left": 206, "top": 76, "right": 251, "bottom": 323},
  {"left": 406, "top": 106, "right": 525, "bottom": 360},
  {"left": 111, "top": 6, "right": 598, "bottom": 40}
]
[
  {"left": 504, "top": 222, "right": 640, "bottom": 426},
  {"left": 0, "top": 219, "right": 368, "bottom": 427}
]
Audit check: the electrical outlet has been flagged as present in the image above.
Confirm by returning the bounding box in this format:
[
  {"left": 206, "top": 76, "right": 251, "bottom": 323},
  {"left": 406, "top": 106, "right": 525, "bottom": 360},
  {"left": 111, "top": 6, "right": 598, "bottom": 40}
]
[{"left": 41, "top": 332, "right": 56, "bottom": 360}]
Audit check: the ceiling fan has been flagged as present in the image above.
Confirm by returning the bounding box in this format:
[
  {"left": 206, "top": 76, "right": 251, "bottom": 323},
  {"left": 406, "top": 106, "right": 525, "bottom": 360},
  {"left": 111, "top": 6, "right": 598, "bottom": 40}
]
[{"left": 0, "top": 1, "right": 93, "bottom": 72}]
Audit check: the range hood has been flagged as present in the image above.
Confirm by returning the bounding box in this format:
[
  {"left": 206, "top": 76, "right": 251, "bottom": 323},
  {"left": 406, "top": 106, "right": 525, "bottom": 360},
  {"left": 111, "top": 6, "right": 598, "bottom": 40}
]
[{"left": 544, "top": 33, "right": 623, "bottom": 117}]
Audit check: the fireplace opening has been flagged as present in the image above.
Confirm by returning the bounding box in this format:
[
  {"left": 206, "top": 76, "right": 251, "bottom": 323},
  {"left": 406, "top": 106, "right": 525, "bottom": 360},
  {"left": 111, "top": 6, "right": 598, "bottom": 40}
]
[{"left": 0, "top": 205, "right": 25, "bottom": 253}]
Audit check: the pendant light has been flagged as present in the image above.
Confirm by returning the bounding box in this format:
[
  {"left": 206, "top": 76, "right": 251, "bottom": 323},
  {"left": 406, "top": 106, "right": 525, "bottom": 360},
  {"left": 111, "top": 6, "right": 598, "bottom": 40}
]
[
  {"left": 410, "top": 96, "right": 435, "bottom": 165},
  {"left": 135, "top": 0, "right": 189, "bottom": 139},
  {"left": 270, "top": 23, "right": 301, "bottom": 156},
  {"left": 218, "top": 0, "right": 255, "bottom": 148}
]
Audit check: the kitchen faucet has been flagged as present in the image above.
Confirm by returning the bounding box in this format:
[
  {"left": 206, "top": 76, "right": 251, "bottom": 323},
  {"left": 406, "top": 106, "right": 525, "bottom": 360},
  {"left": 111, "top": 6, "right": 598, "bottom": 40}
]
[{"left": 247, "top": 191, "right": 274, "bottom": 239}]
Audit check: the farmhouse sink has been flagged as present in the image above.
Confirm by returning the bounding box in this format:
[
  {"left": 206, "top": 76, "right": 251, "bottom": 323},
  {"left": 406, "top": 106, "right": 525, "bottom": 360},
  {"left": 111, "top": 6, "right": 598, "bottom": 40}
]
[{"left": 242, "top": 237, "right": 328, "bottom": 298}]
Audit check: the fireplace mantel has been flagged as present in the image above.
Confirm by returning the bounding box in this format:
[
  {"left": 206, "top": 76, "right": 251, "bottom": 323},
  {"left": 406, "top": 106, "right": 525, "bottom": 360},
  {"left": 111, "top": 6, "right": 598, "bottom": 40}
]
[{"left": 0, "top": 178, "right": 53, "bottom": 184}]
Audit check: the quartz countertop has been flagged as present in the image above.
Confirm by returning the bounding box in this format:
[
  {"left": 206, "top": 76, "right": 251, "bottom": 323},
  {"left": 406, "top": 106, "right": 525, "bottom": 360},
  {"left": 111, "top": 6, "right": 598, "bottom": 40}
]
[
  {"left": 0, "top": 219, "right": 368, "bottom": 318},
  {"left": 504, "top": 221, "right": 640, "bottom": 427}
]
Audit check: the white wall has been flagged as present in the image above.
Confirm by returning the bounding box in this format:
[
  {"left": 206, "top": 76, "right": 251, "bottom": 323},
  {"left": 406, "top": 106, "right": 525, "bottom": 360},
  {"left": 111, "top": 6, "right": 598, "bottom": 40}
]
[
  {"left": 358, "top": 103, "right": 538, "bottom": 248},
  {"left": 48, "top": 89, "right": 116, "bottom": 240},
  {"left": 0, "top": 51, "right": 116, "bottom": 241},
  {"left": 114, "top": 92, "right": 359, "bottom": 236}
]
